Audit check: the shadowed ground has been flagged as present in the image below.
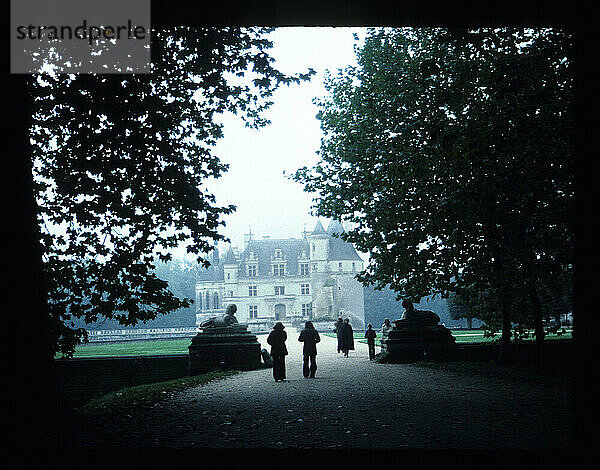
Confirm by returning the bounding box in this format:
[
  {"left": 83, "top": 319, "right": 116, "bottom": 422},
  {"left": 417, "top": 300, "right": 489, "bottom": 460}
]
[{"left": 66, "top": 332, "right": 573, "bottom": 449}]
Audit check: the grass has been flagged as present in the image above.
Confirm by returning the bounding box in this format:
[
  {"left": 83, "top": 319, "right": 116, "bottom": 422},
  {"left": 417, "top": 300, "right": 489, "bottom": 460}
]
[
  {"left": 78, "top": 369, "right": 240, "bottom": 416},
  {"left": 57, "top": 338, "right": 193, "bottom": 358},
  {"left": 325, "top": 328, "right": 572, "bottom": 347}
]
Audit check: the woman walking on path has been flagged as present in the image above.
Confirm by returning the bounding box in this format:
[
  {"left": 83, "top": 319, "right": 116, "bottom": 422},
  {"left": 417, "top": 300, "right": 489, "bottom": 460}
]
[
  {"left": 267, "top": 322, "right": 288, "bottom": 382},
  {"left": 364, "top": 323, "right": 377, "bottom": 360},
  {"left": 298, "top": 321, "right": 321, "bottom": 378},
  {"left": 340, "top": 318, "right": 355, "bottom": 357}
]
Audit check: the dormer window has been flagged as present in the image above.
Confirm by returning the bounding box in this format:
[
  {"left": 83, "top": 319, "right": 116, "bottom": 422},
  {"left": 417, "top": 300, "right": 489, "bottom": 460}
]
[
  {"left": 274, "top": 248, "right": 283, "bottom": 259},
  {"left": 273, "top": 263, "right": 285, "bottom": 276},
  {"left": 247, "top": 264, "right": 257, "bottom": 277}
]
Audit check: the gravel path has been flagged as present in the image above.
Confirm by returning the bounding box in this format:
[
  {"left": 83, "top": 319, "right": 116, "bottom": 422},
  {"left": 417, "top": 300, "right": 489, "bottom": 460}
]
[{"left": 70, "top": 332, "right": 573, "bottom": 449}]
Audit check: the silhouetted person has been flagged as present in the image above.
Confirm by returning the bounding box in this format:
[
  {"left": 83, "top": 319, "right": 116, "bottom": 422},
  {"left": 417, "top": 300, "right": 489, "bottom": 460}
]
[
  {"left": 364, "top": 323, "right": 377, "bottom": 360},
  {"left": 381, "top": 318, "right": 392, "bottom": 337},
  {"left": 298, "top": 321, "right": 320, "bottom": 378},
  {"left": 333, "top": 317, "right": 344, "bottom": 353},
  {"left": 267, "top": 322, "right": 288, "bottom": 382},
  {"left": 340, "top": 318, "right": 354, "bottom": 357}
]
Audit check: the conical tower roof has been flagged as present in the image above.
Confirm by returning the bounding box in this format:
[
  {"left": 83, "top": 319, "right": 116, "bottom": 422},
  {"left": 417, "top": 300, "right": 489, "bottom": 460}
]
[
  {"left": 223, "top": 247, "right": 237, "bottom": 264},
  {"left": 311, "top": 220, "right": 326, "bottom": 234}
]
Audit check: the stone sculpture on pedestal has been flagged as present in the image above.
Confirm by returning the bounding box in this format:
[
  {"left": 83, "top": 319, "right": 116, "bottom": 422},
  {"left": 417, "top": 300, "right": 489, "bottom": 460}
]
[
  {"left": 378, "top": 300, "right": 457, "bottom": 363},
  {"left": 188, "top": 304, "right": 261, "bottom": 375}
]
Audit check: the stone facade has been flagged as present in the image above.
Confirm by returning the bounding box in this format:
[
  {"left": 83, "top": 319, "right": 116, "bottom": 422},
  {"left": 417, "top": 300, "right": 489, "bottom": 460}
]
[{"left": 195, "top": 220, "right": 366, "bottom": 330}]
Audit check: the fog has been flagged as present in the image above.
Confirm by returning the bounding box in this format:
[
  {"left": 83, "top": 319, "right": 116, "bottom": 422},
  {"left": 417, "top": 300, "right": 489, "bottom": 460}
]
[{"left": 176, "top": 27, "right": 369, "bottom": 262}]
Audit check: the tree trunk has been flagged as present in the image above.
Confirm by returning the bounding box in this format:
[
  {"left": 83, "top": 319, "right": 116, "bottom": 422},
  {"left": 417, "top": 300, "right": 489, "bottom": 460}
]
[
  {"left": 491, "top": 250, "right": 512, "bottom": 367},
  {"left": 529, "top": 284, "right": 545, "bottom": 373},
  {"left": 9, "top": 74, "right": 58, "bottom": 446},
  {"left": 467, "top": 317, "right": 472, "bottom": 329},
  {"left": 498, "top": 293, "right": 513, "bottom": 366}
]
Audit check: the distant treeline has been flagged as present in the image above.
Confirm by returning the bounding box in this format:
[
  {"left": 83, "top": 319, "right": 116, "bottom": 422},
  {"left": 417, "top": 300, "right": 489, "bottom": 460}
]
[{"left": 363, "top": 285, "right": 481, "bottom": 330}]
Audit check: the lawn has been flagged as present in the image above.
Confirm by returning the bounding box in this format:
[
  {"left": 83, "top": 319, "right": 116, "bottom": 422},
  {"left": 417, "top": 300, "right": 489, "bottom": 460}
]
[
  {"left": 325, "top": 328, "right": 572, "bottom": 347},
  {"left": 58, "top": 338, "right": 193, "bottom": 358},
  {"left": 61, "top": 328, "right": 572, "bottom": 358}
]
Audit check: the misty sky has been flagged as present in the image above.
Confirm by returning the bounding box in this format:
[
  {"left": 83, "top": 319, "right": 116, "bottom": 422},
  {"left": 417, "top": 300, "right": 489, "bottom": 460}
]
[{"left": 178, "top": 27, "right": 369, "bottom": 261}]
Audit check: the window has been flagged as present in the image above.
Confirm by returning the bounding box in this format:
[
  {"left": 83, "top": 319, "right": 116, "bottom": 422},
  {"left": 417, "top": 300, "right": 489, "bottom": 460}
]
[
  {"left": 213, "top": 293, "right": 219, "bottom": 309},
  {"left": 247, "top": 264, "right": 257, "bottom": 277},
  {"left": 302, "top": 303, "right": 312, "bottom": 317},
  {"left": 312, "top": 264, "right": 317, "bottom": 272},
  {"left": 300, "top": 283, "right": 310, "bottom": 295},
  {"left": 227, "top": 290, "right": 233, "bottom": 297},
  {"left": 273, "top": 264, "right": 285, "bottom": 276},
  {"left": 352, "top": 262, "right": 356, "bottom": 272},
  {"left": 248, "top": 285, "right": 257, "bottom": 296},
  {"left": 299, "top": 263, "right": 309, "bottom": 276},
  {"left": 274, "top": 286, "right": 285, "bottom": 295},
  {"left": 311, "top": 243, "right": 315, "bottom": 253},
  {"left": 339, "top": 262, "right": 343, "bottom": 271},
  {"left": 249, "top": 305, "right": 258, "bottom": 319}
]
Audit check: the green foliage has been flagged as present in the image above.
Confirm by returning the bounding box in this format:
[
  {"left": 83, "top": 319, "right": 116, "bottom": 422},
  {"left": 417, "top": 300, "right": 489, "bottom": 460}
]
[
  {"left": 31, "top": 27, "right": 315, "bottom": 358},
  {"left": 294, "top": 28, "right": 574, "bottom": 341}
]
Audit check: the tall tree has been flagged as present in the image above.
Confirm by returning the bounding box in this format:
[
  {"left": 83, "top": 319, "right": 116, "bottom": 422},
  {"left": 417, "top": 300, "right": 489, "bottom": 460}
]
[
  {"left": 30, "top": 27, "right": 314, "bottom": 358},
  {"left": 294, "top": 27, "right": 574, "bottom": 367}
]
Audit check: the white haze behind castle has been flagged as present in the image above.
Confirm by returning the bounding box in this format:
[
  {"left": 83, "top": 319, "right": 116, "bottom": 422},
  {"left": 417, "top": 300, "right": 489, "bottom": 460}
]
[{"left": 175, "top": 27, "right": 370, "bottom": 264}]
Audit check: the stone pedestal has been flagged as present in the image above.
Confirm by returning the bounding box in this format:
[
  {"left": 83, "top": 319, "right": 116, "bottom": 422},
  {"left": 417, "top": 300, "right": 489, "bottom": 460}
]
[
  {"left": 188, "top": 324, "right": 261, "bottom": 376},
  {"left": 379, "top": 319, "right": 457, "bottom": 363}
]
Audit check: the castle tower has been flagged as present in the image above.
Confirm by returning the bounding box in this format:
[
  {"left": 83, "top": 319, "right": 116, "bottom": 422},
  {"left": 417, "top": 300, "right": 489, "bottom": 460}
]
[
  {"left": 223, "top": 247, "right": 238, "bottom": 284},
  {"left": 307, "top": 220, "right": 329, "bottom": 268},
  {"left": 307, "top": 220, "right": 332, "bottom": 319},
  {"left": 326, "top": 219, "right": 366, "bottom": 329}
]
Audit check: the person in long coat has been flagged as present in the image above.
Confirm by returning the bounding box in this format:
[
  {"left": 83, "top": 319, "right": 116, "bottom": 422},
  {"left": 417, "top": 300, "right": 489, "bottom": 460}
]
[
  {"left": 267, "top": 322, "right": 288, "bottom": 382},
  {"left": 340, "top": 318, "right": 355, "bottom": 357},
  {"left": 298, "top": 321, "right": 321, "bottom": 378},
  {"left": 333, "top": 317, "right": 344, "bottom": 353},
  {"left": 364, "top": 323, "right": 377, "bottom": 360}
]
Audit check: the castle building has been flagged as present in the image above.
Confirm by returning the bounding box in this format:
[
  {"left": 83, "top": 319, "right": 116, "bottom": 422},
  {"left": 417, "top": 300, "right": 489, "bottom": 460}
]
[{"left": 195, "top": 220, "right": 366, "bottom": 330}]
